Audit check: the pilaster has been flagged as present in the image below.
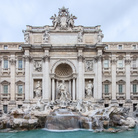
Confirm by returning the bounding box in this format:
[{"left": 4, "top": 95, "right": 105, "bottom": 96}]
[
  {"left": 42, "top": 45, "right": 51, "bottom": 101},
  {"left": 125, "top": 54, "right": 131, "bottom": 102},
  {"left": 76, "top": 44, "right": 85, "bottom": 100},
  {"left": 111, "top": 54, "right": 117, "bottom": 103},
  {"left": 9, "top": 55, "right": 16, "bottom": 103}
]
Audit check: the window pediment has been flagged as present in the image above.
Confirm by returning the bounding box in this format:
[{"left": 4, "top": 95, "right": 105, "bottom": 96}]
[
  {"left": 117, "top": 79, "right": 125, "bottom": 84},
  {"left": 15, "top": 80, "right": 25, "bottom": 85},
  {"left": 103, "top": 80, "right": 111, "bottom": 84},
  {"left": 1, "top": 80, "right": 10, "bottom": 85}
]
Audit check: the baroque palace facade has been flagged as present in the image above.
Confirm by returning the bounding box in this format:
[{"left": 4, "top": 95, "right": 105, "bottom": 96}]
[{"left": 0, "top": 7, "right": 138, "bottom": 113}]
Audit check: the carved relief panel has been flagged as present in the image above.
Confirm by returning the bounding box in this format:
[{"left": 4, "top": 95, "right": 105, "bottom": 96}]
[
  {"left": 85, "top": 60, "right": 93, "bottom": 72},
  {"left": 34, "top": 60, "right": 42, "bottom": 72}
]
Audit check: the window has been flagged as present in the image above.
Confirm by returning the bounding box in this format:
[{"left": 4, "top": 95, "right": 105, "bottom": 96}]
[
  {"left": 133, "top": 104, "right": 137, "bottom": 111},
  {"left": 18, "top": 46, "right": 22, "bottom": 50},
  {"left": 3, "top": 105, "right": 8, "bottom": 113},
  {"left": 104, "top": 60, "right": 109, "bottom": 68},
  {"left": 18, "top": 59, "right": 23, "bottom": 69},
  {"left": 4, "top": 59, "right": 8, "bottom": 69},
  {"left": 133, "top": 45, "right": 136, "bottom": 50},
  {"left": 119, "top": 104, "right": 123, "bottom": 107},
  {"left": 132, "top": 59, "right": 136, "bottom": 68},
  {"left": 104, "top": 84, "right": 109, "bottom": 93},
  {"left": 119, "top": 84, "right": 123, "bottom": 93},
  {"left": 118, "top": 60, "right": 123, "bottom": 68},
  {"left": 118, "top": 45, "right": 122, "bottom": 49},
  {"left": 105, "top": 45, "right": 108, "bottom": 50},
  {"left": 133, "top": 84, "right": 137, "bottom": 93},
  {"left": 3, "top": 85, "right": 8, "bottom": 94},
  {"left": 18, "top": 105, "right": 22, "bottom": 108},
  {"left": 18, "top": 85, "right": 23, "bottom": 94},
  {"left": 105, "top": 104, "right": 109, "bottom": 107},
  {"left": 4, "top": 45, "right": 8, "bottom": 50}
]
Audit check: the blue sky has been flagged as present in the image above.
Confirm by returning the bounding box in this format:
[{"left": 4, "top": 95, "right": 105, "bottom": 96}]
[{"left": 0, "top": 0, "right": 138, "bottom": 42}]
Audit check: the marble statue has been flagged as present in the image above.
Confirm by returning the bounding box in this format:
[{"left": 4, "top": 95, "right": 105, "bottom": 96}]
[
  {"left": 58, "top": 81, "right": 67, "bottom": 100},
  {"left": 78, "top": 30, "right": 83, "bottom": 43},
  {"left": 43, "top": 30, "right": 50, "bottom": 43},
  {"left": 68, "top": 14, "right": 77, "bottom": 28},
  {"left": 22, "top": 30, "right": 29, "bottom": 43},
  {"left": 97, "top": 31, "right": 104, "bottom": 43},
  {"left": 34, "top": 81, "right": 42, "bottom": 98},
  {"left": 85, "top": 80, "right": 93, "bottom": 97}
]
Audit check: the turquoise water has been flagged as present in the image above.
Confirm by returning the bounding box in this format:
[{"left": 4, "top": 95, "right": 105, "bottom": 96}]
[{"left": 0, "top": 127, "right": 138, "bottom": 138}]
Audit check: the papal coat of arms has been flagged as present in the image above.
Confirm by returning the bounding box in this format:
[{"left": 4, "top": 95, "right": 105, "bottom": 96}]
[{"left": 50, "top": 6, "right": 77, "bottom": 30}]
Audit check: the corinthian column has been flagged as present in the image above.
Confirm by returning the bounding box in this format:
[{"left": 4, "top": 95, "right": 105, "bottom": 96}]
[
  {"left": 125, "top": 57, "right": 131, "bottom": 102},
  {"left": 77, "top": 55, "right": 84, "bottom": 100},
  {"left": 111, "top": 54, "right": 117, "bottom": 103},
  {"left": 43, "top": 55, "right": 50, "bottom": 101},
  {"left": 24, "top": 53, "right": 30, "bottom": 101},
  {"left": 10, "top": 55, "right": 16, "bottom": 102},
  {"left": 42, "top": 45, "right": 51, "bottom": 102},
  {"left": 97, "top": 55, "right": 102, "bottom": 100},
  {"left": 52, "top": 77, "right": 55, "bottom": 101}
]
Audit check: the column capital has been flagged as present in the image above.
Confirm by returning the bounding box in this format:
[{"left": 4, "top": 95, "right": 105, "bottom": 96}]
[
  {"left": 23, "top": 55, "right": 32, "bottom": 62},
  {"left": 94, "top": 55, "right": 102, "bottom": 62},
  {"left": 72, "top": 73, "right": 77, "bottom": 79},
  {"left": 9, "top": 59, "right": 16, "bottom": 65},
  {"left": 42, "top": 55, "right": 50, "bottom": 62},
  {"left": 111, "top": 59, "right": 117, "bottom": 65},
  {"left": 50, "top": 73, "right": 55, "bottom": 79},
  {"left": 125, "top": 59, "right": 131, "bottom": 65},
  {"left": 77, "top": 55, "right": 85, "bottom": 62}
]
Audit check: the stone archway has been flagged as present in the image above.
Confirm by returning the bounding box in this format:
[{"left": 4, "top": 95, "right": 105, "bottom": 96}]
[{"left": 51, "top": 60, "right": 77, "bottom": 101}]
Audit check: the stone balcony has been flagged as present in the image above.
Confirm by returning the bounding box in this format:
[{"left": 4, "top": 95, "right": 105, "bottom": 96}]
[
  {"left": 102, "top": 93, "right": 111, "bottom": 99},
  {"left": 16, "top": 68, "right": 25, "bottom": 75},
  {"left": 0, "top": 93, "right": 10, "bottom": 100},
  {"left": 103, "top": 67, "right": 111, "bottom": 74},
  {"left": 130, "top": 92, "right": 138, "bottom": 100},
  {"left": 116, "top": 93, "right": 125, "bottom": 100},
  {"left": 116, "top": 67, "right": 125, "bottom": 74},
  {"left": 16, "top": 93, "right": 25, "bottom": 100},
  {"left": 1, "top": 68, "right": 10, "bottom": 75},
  {"left": 130, "top": 67, "right": 138, "bottom": 74}
]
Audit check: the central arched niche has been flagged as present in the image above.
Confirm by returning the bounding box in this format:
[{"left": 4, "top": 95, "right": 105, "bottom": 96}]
[{"left": 55, "top": 63, "right": 73, "bottom": 78}]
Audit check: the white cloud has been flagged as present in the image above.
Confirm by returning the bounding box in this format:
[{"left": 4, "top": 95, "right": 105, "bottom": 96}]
[{"left": 0, "top": 0, "right": 138, "bottom": 42}]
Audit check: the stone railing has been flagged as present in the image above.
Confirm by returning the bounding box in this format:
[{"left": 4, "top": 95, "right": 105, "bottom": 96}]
[
  {"left": 116, "top": 93, "right": 125, "bottom": 100},
  {"left": 130, "top": 92, "right": 138, "bottom": 100},
  {"left": 116, "top": 67, "right": 125, "bottom": 74},
  {"left": 0, "top": 93, "right": 10, "bottom": 100},
  {"left": 15, "top": 93, "right": 25, "bottom": 100},
  {"left": 2, "top": 68, "right": 10, "bottom": 75},
  {"left": 130, "top": 67, "right": 138, "bottom": 74},
  {"left": 16, "top": 68, "right": 25, "bottom": 75},
  {"left": 102, "top": 93, "right": 111, "bottom": 99},
  {"left": 103, "top": 67, "right": 111, "bottom": 74}
]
